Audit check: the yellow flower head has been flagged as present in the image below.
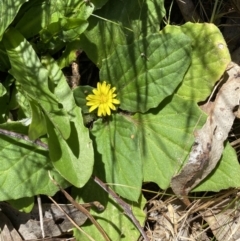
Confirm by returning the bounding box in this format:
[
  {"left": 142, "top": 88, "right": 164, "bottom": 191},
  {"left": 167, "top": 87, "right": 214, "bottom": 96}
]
[{"left": 86, "top": 81, "right": 120, "bottom": 117}]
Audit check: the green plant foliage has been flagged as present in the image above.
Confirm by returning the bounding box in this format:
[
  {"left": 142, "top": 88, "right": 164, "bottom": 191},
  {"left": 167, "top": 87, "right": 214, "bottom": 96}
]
[
  {"left": 0, "top": 42, "right": 10, "bottom": 71},
  {"left": 28, "top": 100, "right": 46, "bottom": 140},
  {"left": 193, "top": 144, "right": 240, "bottom": 192},
  {"left": 7, "top": 197, "right": 34, "bottom": 213},
  {"left": 73, "top": 85, "right": 94, "bottom": 113},
  {"left": 162, "top": 23, "right": 231, "bottom": 101},
  {"left": 3, "top": 28, "right": 94, "bottom": 189},
  {"left": 15, "top": 0, "right": 94, "bottom": 39},
  {"left": 3, "top": 28, "right": 71, "bottom": 139},
  {"left": 72, "top": 180, "right": 146, "bottom": 241},
  {"left": 46, "top": 117, "right": 93, "bottom": 188},
  {"left": 79, "top": 0, "right": 165, "bottom": 66},
  {"left": 88, "top": 22, "right": 235, "bottom": 200},
  {"left": 0, "top": 83, "right": 6, "bottom": 97},
  {"left": 91, "top": 114, "right": 142, "bottom": 201},
  {"left": 0, "top": 0, "right": 239, "bottom": 239},
  {"left": 42, "top": 56, "right": 94, "bottom": 188},
  {"left": 133, "top": 95, "right": 206, "bottom": 189},
  {"left": 0, "top": 0, "right": 28, "bottom": 41},
  {"left": 0, "top": 122, "right": 69, "bottom": 201},
  {"left": 57, "top": 40, "right": 81, "bottom": 68},
  {"left": 100, "top": 33, "right": 191, "bottom": 113}
]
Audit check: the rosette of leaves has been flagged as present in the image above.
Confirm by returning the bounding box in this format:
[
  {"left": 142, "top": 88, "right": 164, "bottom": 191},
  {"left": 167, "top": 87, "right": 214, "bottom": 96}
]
[{"left": 74, "top": 22, "right": 238, "bottom": 207}]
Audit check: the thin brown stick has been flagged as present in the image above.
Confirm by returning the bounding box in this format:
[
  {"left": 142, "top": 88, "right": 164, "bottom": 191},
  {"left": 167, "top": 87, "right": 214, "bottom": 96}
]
[
  {"left": 48, "top": 173, "right": 110, "bottom": 241},
  {"left": 0, "top": 128, "right": 48, "bottom": 149},
  {"left": 93, "top": 175, "right": 149, "bottom": 241},
  {"left": 48, "top": 196, "right": 95, "bottom": 241}
]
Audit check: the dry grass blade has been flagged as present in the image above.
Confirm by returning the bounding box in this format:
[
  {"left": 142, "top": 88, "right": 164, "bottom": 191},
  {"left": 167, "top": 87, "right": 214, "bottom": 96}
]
[
  {"left": 93, "top": 175, "right": 149, "bottom": 241},
  {"left": 48, "top": 196, "right": 95, "bottom": 241},
  {"left": 48, "top": 172, "right": 110, "bottom": 241}
]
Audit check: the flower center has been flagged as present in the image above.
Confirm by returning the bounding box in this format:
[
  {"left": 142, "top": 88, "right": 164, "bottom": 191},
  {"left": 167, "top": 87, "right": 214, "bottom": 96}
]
[{"left": 100, "top": 94, "right": 108, "bottom": 103}]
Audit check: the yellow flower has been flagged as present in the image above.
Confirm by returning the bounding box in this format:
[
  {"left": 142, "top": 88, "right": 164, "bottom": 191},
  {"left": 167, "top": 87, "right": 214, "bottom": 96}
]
[{"left": 86, "top": 81, "right": 120, "bottom": 117}]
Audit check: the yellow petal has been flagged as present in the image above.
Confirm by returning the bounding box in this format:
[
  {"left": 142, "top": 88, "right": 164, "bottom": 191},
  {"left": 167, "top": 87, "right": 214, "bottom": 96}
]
[
  {"left": 97, "top": 104, "right": 104, "bottom": 116},
  {"left": 93, "top": 88, "right": 100, "bottom": 95},
  {"left": 112, "top": 98, "right": 120, "bottom": 104},
  {"left": 89, "top": 104, "right": 99, "bottom": 112},
  {"left": 110, "top": 87, "right": 116, "bottom": 93},
  {"left": 105, "top": 105, "right": 111, "bottom": 115},
  {"left": 97, "top": 82, "right": 101, "bottom": 91},
  {"left": 100, "top": 82, "right": 106, "bottom": 92},
  {"left": 86, "top": 94, "right": 98, "bottom": 100},
  {"left": 108, "top": 102, "right": 116, "bottom": 110},
  {"left": 100, "top": 104, "right": 105, "bottom": 116}
]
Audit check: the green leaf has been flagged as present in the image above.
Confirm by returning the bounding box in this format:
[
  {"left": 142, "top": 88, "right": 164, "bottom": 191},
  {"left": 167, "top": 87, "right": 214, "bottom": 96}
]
[
  {"left": 193, "top": 143, "right": 240, "bottom": 192},
  {"left": 162, "top": 23, "right": 231, "bottom": 101},
  {"left": 42, "top": 56, "right": 94, "bottom": 188},
  {"left": 0, "top": 122, "right": 69, "bottom": 201},
  {"left": 46, "top": 117, "right": 93, "bottom": 188},
  {"left": 100, "top": 33, "right": 191, "bottom": 113},
  {"left": 0, "top": 42, "right": 10, "bottom": 71},
  {"left": 0, "top": 83, "right": 7, "bottom": 97},
  {"left": 15, "top": 88, "right": 31, "bottom": 118},
  {"left": 132, "top": 95, "right": 206, "bottom": 189},
  {"left": 3, "top": 28, "right": 59, "bottom": 111},
  {"left": 57, "top": 40, "right": 81, "bottom": 68},
  {"left": 28, "top": 101, "right": 46, "bottom": 140},
  {"left": 80, "top": 0, "right": 165, "bottom": 66},
  {"left": 73, "top": 179, "right": 146, "bottom": 241},
  {"left": 15, "top": 0, "right": 94, "bottom": 39},
  {"left": 3, "top": 28, "right": 71, "bottom": 139},
  {"left": 8, "top": 197, "right": 34, "bottom": 212},
  {"left": 40, "top": 18, "right": 88, "bottom": 43},
  {"left": 91, "top": 114, "right": 142, "bottom": 201},
  {"left": 0, "top": 0, "right": 28, "bottom": 41},
  {"left": 73, "top": 85, "right": 94, "bottom": 113}
]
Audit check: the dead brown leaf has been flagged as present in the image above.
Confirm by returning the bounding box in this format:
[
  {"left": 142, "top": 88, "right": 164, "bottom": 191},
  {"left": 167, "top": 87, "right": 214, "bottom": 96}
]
[{"left": 171, "top": 62, "right": 240, "bottom": 205}]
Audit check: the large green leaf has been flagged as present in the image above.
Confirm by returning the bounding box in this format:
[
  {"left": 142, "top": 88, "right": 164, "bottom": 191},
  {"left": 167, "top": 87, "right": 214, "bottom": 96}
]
[
  {"left": 42, "top": 56, "right": 94, "bottom": 188},
  {"left": 91, "top": 114, "right": 142, "bottom": 201},
  {"left": 0, "top": 0, "right": 28, "bottom": 41},
  {"left": 0, "top": 122, "right": 69, "bottom": 201},
  {"left": 3, "top": 28, "right": 71, "bottom": 139},
  {"left": 100, "top": 33, "right": 191, "bottom": 113},
  {"left": 162, "top": 23, "right": 231, "bottom": 101},
  {"left": 132, "top": 95, "right": 206, "bottom": 189},
  {"left": 73, "top": 179, "right": 146, "bottom": 241},
  {"left": 80, "top": 0, "right": 165, "bottom": 66}
]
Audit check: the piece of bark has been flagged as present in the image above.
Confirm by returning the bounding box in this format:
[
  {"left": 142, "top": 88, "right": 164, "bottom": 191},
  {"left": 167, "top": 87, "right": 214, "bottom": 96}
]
[
  {"left": 66, "top": 62, "right": 80, "bottom": 89},
  {"left": 0, "top": 212, "right": 23, "bottom": 241},
  {"left": 0, "top": 202, "right": 88, "bottom": 240},
  {"left": 171, "top": 62, "right": 240, "bottom": 205}
]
